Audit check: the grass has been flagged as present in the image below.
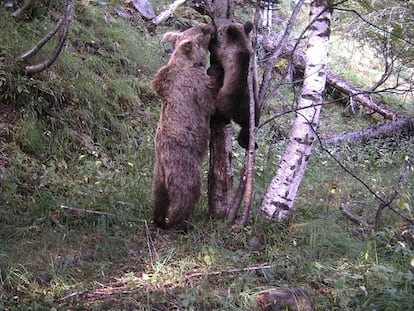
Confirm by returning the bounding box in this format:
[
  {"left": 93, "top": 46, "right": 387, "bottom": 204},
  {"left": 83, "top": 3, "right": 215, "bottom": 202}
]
[{"left": 1, "top": 1, "right": 414, "bottom": 310}]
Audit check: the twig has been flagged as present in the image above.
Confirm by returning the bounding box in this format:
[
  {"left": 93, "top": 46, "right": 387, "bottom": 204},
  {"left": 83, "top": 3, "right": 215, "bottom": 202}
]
[
  {"left": 60, "top": 204, "right": 116, "bottom": 217},
  {"left": 185, "top": 264, "right": 274, "bottom": 279},
  {"left": 145, "top": 220, "right": 159, "bottom": 263},
  {"left": 374, "top": 156, "right": 412, "bottom": 229},
  {"left": 56, "top": 290, "right": 88, "bottom": 302}
]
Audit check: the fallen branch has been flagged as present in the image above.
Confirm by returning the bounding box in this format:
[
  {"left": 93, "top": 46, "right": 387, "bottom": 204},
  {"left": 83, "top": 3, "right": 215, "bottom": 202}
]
[
  {"left": 340, "top": 202, "right": 368, "bottom": 227},
  {"left": 60, "top": 204, "right": 116, "bottom": 217},
  {"left": 185, "top": 264, "right": 274, "bottom": 279},
  {"left": 151, "top": 0, "right": 186, "bottom": 25},
  {"left": 323, "top": 117, "right": 414, "bottom": 145}
]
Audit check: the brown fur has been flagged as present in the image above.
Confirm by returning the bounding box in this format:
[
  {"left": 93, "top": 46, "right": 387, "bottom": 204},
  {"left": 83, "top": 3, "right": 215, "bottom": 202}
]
[
  {"left": 208, "top": 22, "right": 260, "bottom": 149},
  {"left": 151, "top": 24, "right": 216, "bottom": 231}
]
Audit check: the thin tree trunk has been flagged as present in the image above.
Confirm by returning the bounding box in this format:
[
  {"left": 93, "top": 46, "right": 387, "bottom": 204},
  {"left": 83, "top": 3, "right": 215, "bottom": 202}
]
[
  {"left": 207, "top": 0, "right": 234, "bottom": 220},
  {"left": 208, "top": 123, "right": 234, "bottom": 219},
  {"left": 235, "top": 48, "right": 257, "bottom": 226},
  {"left": 259, "top": 0, "right": 332, "bottom": 223}
]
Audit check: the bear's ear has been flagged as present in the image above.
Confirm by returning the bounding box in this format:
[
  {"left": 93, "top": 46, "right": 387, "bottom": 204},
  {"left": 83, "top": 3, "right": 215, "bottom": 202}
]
[
  {"left": 180, "top": 40, "right": 193, "bottom": 55},
  {"left": 244, "top": 21, "right": 253, "bottom": 35},
  {"left": 162, "top": 32, "right": 180, "bottom": 47}
]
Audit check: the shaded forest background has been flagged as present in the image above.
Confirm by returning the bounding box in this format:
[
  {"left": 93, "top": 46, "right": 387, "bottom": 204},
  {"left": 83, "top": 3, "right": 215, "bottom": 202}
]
[{"left": 0, "top": 0, "right": 413, "bottom": 310}]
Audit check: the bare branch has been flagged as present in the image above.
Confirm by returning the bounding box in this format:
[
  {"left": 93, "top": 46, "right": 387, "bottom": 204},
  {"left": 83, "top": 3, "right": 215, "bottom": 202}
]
[
  {"left": 60, "top": 205, "right": 116, "bottom": 217},
  {"left": 227, "top": 165, "right": 246, "bottom": 225},
  {"left": 185, "top": 264, "right": 275, "bottom": 279},
  {"left": 20, "top": 15, "right": 65, "bottom": 60},
  {"left": 23, "top": 0, "right": 76, "bottom": 74},
  {"left": 340, "top": 202, "right": 368, "bottom": 227}
]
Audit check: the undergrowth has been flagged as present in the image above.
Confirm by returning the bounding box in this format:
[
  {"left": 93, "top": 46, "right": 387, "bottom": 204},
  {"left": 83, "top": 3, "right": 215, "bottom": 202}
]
[{"left": 0, "top": 2, "right": 413, "bottom": 311}]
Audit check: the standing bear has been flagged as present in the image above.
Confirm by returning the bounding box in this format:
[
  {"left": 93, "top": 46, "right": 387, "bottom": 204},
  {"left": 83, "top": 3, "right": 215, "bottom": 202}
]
[
  {"left": 151, "top": 23, "right": 216, "bottom": 231},
  {"left": 208, "top": 22, "right": 260, "bottom": 149}
]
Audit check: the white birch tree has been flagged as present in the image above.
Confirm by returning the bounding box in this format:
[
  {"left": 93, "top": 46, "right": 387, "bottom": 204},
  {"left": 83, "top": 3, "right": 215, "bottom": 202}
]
[{"left": 259, "top": 0, "right": 332, "bottom": 223}]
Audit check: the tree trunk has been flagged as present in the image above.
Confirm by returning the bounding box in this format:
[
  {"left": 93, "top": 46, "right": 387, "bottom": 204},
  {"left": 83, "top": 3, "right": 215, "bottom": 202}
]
[
  {"left": 207, "top": 0, "right": 234, "bottom": 220},
  {"left": 259, "top": 0, "right": 332, "bottom": 223},
  {"left": 208, "top": 123, "right": 234, "bottom": 219}
]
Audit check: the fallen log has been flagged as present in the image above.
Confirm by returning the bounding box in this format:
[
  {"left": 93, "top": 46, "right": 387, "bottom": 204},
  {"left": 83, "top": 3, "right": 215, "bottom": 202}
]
[{"left": 323, "top": 117, "right": 414, "bottom": 145}]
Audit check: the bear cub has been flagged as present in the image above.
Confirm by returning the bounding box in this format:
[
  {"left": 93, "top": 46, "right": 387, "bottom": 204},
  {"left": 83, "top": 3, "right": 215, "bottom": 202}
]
[
  {"left": 208, "top": 22, "right": 260, "bottom": 149},
  {"left": 151, "top": 23, "right": 216, "bottom": 231}
]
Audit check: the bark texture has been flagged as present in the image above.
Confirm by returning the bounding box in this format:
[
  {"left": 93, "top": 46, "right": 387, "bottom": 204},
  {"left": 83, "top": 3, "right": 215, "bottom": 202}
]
[
  {"left": 323, "top": 117, "right": 414, "bottom": 145},
  {"left": 259, "top": 0, "right": 332, "bottom": 222}
]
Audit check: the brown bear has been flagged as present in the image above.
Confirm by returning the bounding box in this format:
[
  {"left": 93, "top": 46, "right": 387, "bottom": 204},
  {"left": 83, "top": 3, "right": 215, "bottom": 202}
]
[
  {"left": 208, "top": 22, "right": 260, "bottom": 149},
  {"left": 151, "top": 23, "right": 216, "bottom": 231}
]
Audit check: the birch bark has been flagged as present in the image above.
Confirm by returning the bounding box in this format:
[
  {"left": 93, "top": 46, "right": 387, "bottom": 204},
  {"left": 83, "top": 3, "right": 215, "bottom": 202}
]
[{"left": 259, "top": 0, "right": 332, "bottom": 223}]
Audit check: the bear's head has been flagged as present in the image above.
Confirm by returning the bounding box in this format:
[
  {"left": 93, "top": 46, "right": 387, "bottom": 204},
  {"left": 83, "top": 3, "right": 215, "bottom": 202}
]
[
  {"left": 162, "top": 23, "right": 216, "bottom": 68},
  {"left": 209, "top": 22, "right": 253, "bottom": 65}
]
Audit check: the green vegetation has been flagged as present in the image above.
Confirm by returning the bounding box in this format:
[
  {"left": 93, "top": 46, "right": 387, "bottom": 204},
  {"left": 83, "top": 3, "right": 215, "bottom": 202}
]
[{"left": 0, "top": 2, "right": 413, "bottom": 310}]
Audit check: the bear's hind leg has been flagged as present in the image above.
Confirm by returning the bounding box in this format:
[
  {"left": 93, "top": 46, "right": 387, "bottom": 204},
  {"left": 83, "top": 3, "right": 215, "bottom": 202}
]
[
  {"left": 167, "top": 170, "right": 201, "bottom": 232},
  {"left": 153, "top": 176, "right": 169, "bottom": 229}
]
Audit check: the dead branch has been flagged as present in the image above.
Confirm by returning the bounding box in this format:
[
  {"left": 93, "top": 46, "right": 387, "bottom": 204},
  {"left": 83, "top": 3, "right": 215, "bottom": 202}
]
[
  {"left": 60, "top": 204, "right": 116, "bottom": 217},
  {"left": 11, "top": 0, "right": 36, "bottom": 19},
  {"left": 20, "top": 14, "right": 65, "bottom": 60},
  {"left": 256, "top": 288, "right": 313, "bottom": 311},
  {"left": 185, "top": 264, "right": 275, "bottom": 279},
  {"left": 21, "top": 0, "right": 76, "bottom": 74},
  {"left": 151, "top": 0, "right": 186, "bottom": 25},
  {"left": 227, "top": 165, "right": 247, "bottom": 224},
  {"left": 323, "top": 117, "right": 414, "bottom": 145},
  {"left": 340, "top": 202, "right": 368, "bottom": 227}
]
